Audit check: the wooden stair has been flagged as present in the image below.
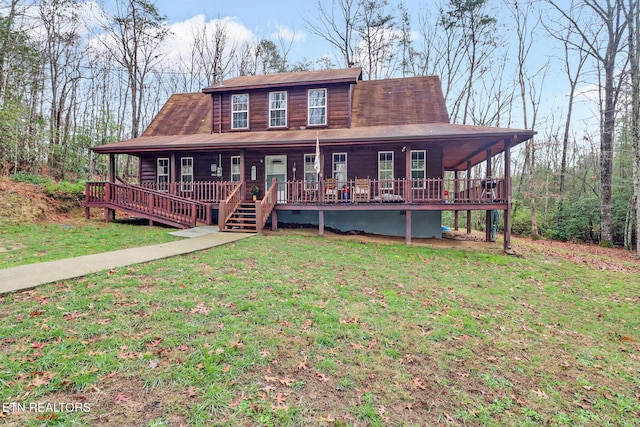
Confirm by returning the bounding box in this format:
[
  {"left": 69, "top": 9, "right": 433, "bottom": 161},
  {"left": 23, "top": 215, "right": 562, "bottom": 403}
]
[{"left": 223, "top": 203, "right": 258, "bottom": 232}]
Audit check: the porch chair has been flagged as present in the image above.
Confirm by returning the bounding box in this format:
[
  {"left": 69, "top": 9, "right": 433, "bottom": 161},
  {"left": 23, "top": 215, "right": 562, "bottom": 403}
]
[
  {"left": 324, "top": 178, "right": 338, "bottom": 203},
  {"left": 353, "top": 178, "right": 371, "bottom": 202}
]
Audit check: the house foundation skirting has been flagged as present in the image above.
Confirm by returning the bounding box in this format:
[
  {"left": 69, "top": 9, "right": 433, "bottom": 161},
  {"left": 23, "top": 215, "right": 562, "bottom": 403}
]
[{"left": 272, "top": 209, "right": 443, "bottom": 241}]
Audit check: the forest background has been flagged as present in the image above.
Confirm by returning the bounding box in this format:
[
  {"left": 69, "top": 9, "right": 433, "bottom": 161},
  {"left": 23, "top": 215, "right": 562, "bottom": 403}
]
[{"left": 1, "top": 0, "right": 639, "bottom": 255}]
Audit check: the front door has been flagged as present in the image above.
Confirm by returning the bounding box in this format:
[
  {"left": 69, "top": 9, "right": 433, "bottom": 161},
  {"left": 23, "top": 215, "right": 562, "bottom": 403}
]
[{"left": 265, "top": 155, "right": 287, "bottom": 203}]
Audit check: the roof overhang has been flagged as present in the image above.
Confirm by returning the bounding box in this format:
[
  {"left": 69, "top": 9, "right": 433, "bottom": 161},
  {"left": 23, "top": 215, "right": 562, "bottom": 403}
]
[{"left": 92, "top": 123, "right": 535, "bottom": 171}]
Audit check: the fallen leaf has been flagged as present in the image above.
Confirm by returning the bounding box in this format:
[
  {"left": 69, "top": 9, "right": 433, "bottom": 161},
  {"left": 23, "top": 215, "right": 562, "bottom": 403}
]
[
  {"left": 412, "top": 378, "right": 427, "bottom": 390},
  {"left": 115, "top": 393, "right": 130, "bottom": 403},
  {"left": 177, "top": 344, "right": 189, "bottom": 351},
  {"left": 297, "top": 356, "right": 308, "bottom": 371},
  {"left": 534, "top": 389, "right": 548, "bottom": 399},
  {"left": 314, "top": 372, "right": 329, "bottom": 382},
  {"left": 99, "top": 372, "right": 117, "bottom": 381},
  {"left": 147, "top": 337, "right": 163, "bottom": 347}
]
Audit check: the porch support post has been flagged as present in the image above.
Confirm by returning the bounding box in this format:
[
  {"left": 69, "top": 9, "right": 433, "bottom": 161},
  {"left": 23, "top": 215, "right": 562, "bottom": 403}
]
[
  {"left": 405, "top": 210, "right": 412, "bottom": 245},
  {"left": 504, "top": 138, "right": 513, "bottom": 252},
  {"left": 240, "top": 150, "right": 246, "bottom": 183},
  {"left": 405, "top": 145, "right": 412, "bottom": 203},
  {"left": 454, "top": 170, "right": 459, "bottom": 230},
  {"left": 271, "top": 209, "right": 278, "bottom": 231},
  {"left": 109, "top": 153, "right": 116, "bottom": 183},
  {"left": 170, "top": 153, "right": 177, "bottom": 195},
  {"left": 106, "top": 153, "right": 116, "bottom": 222},
  {"left": 466, "top": 161, "right": 472, "bottom": 234},
  {"left": 319, "top": 210, "right": 325, "bottom": 236},
  {"left": 485, "top": 148, "right": 493, "bottom": 242}
]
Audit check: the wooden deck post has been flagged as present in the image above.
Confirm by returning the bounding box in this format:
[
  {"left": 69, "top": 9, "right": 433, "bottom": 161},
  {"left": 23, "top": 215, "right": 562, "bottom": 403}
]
[
  {"left": 454, "top": 170, "right": 459, "bottom": 230},
  {"left": 271, "top": 209, "right": 278, "bottom": 231},
  {"left": 485, "top": 149, "right": 493, "bottom": 242},
  {"left": 504, "top": 138, "right": 513, "bottom": 252},
  {"left": 466, "top": 161, "right": 472, "bottom": 234},
  {"left": 318, "top": 210, "right": 324, "bottom": 236},
  {"left": 405, "top": 210, "right": 412, "bottom": 245}
]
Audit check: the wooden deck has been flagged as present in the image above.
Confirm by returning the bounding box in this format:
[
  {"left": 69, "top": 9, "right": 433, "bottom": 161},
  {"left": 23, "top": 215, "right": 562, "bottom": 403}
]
[
  {"left": 85, "top": 177, "right": 507, "bottom": 231},
  {"left": 272, "top": 177, "right": 507, "bottom": 209}
]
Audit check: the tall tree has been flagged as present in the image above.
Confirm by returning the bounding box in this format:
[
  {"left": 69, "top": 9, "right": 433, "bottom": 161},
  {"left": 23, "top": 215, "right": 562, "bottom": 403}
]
[
  {"left": 306, "top": 0, "right": 362, "bottom": 69},
  {"left": 547, "top": 0, "right": 628, "bottom": 245},
  {"left": 440, "top": 0, "right": 499, "bottom": 125},
  {"left": 101, "top": 0, "right": 169, "bottom": 139},
  {"left": 39, "top": 0, "right": 84, "bottom": 179},
  {"left": 0, "top": 0, "right": 43, "bottom": 173},
  {"left": 357, "top": 0, "right": 397, "bottom": 79},
  {"left": 622, "top": 0, "right": 640, "bottom": 256}
]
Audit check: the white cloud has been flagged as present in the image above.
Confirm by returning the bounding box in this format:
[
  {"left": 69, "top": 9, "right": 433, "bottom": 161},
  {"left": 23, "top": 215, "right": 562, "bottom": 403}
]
[{"left": 160, "top": 14, "right": 256, "bottom": 66}]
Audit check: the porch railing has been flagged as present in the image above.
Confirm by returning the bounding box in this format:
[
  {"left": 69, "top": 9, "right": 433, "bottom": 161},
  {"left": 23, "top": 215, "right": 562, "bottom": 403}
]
[
  {"left": 85, "top": 181, "right": 211, "bottom": 227},
  {"left": 256, "top": 178, "right": 277, "bottom": 233},
  {"left": 139, "top": 181, "right": 237, "bottom": 203},
  {"left": 275, "top": 177, "right": 507, "bottom": 205}
]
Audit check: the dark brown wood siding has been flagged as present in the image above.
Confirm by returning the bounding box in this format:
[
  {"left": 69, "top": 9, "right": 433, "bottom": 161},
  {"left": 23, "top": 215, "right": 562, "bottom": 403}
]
[
  {"left": 139, "top": 146, "right": 442, "bottom": 191},
  {"left": 212, "top": 83, "right": 351, "bottom": 133}
]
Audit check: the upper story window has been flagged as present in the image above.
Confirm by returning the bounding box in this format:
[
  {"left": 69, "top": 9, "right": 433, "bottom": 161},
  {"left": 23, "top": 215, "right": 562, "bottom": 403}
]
[
  {"left": 269, "top": 91, "right": 287, "bottom": 128},
  {"left": 308, "top": 88, "right": 327, "bottom": 126},
  {"left": 231, "top": 94, "right": 249, "bottom": 129}
]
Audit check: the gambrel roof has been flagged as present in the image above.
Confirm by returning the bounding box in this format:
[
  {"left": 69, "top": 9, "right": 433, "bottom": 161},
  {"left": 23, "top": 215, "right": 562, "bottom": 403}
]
[{"left": 94, "top": 67, "right": 535, "bottom": 171}]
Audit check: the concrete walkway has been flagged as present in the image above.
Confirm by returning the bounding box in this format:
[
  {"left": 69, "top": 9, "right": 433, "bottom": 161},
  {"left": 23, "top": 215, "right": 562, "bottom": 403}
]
[{"left": 0, "top": 226, "right": 254, "bottom": 294}]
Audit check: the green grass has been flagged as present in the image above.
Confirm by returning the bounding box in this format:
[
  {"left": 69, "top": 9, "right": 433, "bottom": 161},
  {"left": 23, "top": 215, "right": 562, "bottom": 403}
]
[
  {"left": 0, "top": 219, "right": 180, "bottom": 268},
  {"left": 0, "top": 230, "right": 638, "bottom": 426}
]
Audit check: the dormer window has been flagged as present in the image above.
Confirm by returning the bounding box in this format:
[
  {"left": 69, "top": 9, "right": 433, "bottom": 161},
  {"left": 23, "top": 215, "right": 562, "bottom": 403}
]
[
  {"left": 308, "top": 88, "right": 327, "bottom": 126},
  {"left": 269, "top": 91, "right": 287, "bottom": 128},
  {"left": 231, "top": 93, "right": 249, "bottom": 129}
]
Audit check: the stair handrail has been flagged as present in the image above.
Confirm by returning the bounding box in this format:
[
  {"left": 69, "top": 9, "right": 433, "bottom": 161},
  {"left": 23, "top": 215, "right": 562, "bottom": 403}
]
[
  {"left": 85, "top": 181, "right": 212, "bottom": 226},
  {"left": 256, "top": 178, "right": 278, "bottom": 233},
  {"left": 219, "top": 181, "right": 244, "bottom": 229}
]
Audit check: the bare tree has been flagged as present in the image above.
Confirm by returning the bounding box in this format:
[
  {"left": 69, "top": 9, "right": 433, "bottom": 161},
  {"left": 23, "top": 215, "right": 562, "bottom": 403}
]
[
  {"left": 100, "top": 0, "right": 169, "bottom": 140},
  {"left": 190, "top": 18, "right": 238, "bottom": 86},
  {"left": 622, "top": 0, "right": 640, "bottom": 256},
  {"left": 306, "top": 0, "right": 362, "bottom": 68},
  {"left": 39, "top": 0, "right": 84, "bottom": 179},
  {"left": 440, "top": 0, "right": 500, "bottom": 124},
  {"left": 546, "top": 0, "right": 628, "bottom": 245},
  {"left": 357, "top": 0, "right": 397, "bottom": 79}
]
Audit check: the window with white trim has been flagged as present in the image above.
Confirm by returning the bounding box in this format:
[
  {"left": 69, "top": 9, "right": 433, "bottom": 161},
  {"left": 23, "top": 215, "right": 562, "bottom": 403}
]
[
  {"left": 231, "top": 156, "right": 241, "bottom": 182},
  {"left": 378, "top": 151, "right": 394, "bottom": 189},
  {"left": 410, "top": 150, "right": 426, "bottom": 189},
  {"left": 231, "top": 93, "right": 249, "bottom": 129},
  {"left": 157, "top": 158, "right": 169, "bottom": 191},
  {"left": 332, "top": 153, "right": 347, "bottom": 183},
  {"left": 308, "top": 88, "right": 327, "bottom": 126},
  {"left": 180, "top": 157, "right": 193, "bottom": 191},
  {"left": 304, "top": 154, "right": 318, "bottom": 190},
  {"left": 269, "top": 91, "right": 287, "bottom": 127}
]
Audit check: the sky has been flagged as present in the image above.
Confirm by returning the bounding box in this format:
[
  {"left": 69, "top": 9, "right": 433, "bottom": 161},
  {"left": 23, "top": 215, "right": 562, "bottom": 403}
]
[
  {"left": 154, "top": 0, "right": 328, "bottom": 62},
  {"left": 149, "top": 0, "right": 452, "bottom": 71}
]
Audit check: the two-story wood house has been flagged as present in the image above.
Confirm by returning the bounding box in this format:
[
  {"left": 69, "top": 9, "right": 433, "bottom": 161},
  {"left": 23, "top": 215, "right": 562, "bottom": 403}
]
[{"left": 85, "top": 67, "right": 535, "bottom": 250}]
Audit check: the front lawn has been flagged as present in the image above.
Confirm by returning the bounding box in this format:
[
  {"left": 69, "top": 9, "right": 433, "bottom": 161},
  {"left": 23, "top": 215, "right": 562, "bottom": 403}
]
[{"left": 0, "top": 232, "right": 638, "bottom": 426}]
